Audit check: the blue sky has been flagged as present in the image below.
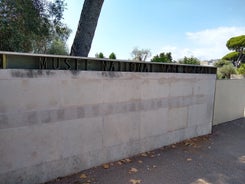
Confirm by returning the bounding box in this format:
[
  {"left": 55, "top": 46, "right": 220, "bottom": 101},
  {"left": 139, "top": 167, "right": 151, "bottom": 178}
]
[{"left": 63, "top": 0, "right": 245, "bottom": 61}]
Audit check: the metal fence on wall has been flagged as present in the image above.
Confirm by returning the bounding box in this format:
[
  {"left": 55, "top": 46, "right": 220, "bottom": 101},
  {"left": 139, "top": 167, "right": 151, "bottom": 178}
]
[{"left": 0, "top": 52, "right": 216, "bottom": 74}]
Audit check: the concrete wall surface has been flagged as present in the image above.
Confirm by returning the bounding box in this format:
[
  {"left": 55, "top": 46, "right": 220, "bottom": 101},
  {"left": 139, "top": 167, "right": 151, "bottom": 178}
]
[
  {"left": 213, "top": 79, "right": 245, "bottom": 125},
  {"left": 0, "top": 70, "right": 216, "bottom": 184}
]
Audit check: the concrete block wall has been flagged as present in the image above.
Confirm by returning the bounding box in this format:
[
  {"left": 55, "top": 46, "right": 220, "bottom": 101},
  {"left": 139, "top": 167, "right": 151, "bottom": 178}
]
[
  {"left": 0, "top": 70, "right": 216, "bottom": 184},
  {"left": 213, "top": 79, "right": 245, "bottom": 125}
]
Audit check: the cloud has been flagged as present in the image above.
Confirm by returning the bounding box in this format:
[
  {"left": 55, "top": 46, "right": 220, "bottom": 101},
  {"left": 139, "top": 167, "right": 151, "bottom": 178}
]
[
  {"left": 160, "top": 26, "right": 245, "bottom": 60},
  {"left": 186, "top": 27, "right": 245, "bottom": 46}
]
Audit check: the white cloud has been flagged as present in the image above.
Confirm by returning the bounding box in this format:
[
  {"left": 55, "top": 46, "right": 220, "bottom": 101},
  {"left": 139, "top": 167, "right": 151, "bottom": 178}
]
[
  {"left": 186, "top": 27, "right": 245, "bottom": 46},
  {"left": 159, "top": 26, "right": 245, "bottom": 60}
]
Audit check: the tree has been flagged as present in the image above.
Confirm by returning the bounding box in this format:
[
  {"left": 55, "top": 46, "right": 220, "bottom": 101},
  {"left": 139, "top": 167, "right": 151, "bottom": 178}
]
[
  {"left": 215, "top": 59, "right": 237, "bottom": 79},
  {"left": 178, "top": 56, "right": 200, "bottom": 65},
  {"left": 0, "top": 0, "right": 70, "bottom": 54},
  {"left": 214, "top": 59, "right": 231, "bottom": 68},
  {"left": 225, "top": 35, "right": 245, "bottom": 67},
  {"left": 151, "top": 52, "right": 173, "bottom": 63},
  {"left": 222, "top": 51, "right": 239, "bottom": 61},
  {"left": 95, "top": 52, "right": 105, "bottom": 58},
  {"left": 131, "top": 47, "right": 151, "bottom": 61},
  {"left": 70, "top": 0, "right": 104, "bottom": 57},
  {"left": 46, "top": 39, "right": 69, "bottom": 55},
  {"left": 217, "top": 64, "right": 237, "bottom": 79},
  {"left": 109, "top": 52, "right": 116, "bottom": 59},
  {"left": 237, "top": 64, "right": 245, "bottom": 75}
]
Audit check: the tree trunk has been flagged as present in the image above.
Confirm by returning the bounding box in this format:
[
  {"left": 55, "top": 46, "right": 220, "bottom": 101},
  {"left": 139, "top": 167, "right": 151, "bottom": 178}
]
[{"left": 70, "top": 0, "right": 104, "bottom": 57}]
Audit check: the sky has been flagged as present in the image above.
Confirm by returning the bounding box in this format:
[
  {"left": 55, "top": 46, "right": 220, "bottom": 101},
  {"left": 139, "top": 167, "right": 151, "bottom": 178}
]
[{"left": 63, "top": 0, "right": 245, "bottom": 61}]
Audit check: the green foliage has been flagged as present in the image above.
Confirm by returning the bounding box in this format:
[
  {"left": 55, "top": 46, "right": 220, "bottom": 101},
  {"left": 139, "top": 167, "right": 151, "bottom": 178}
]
[
  {"left": 226, "top": 35, "right": 245, "bottom": 52},
  {"left": 46, "top": 39, "right": 69, "bottom": 55},
  {"left": 214, "top": 60, "right": 231, "bottom": 68},
  {"left": 237, "top": 64, "right": 245, "bottom": 75},
  {"left": 95, "top": 52, "right": 105, "bottom": 58},
  {"left": 49, "top": 0, "right": 66, "bottom": 25},
  {"left": 217, "top": 64, "right": 237, "bottom": 79},
  {"left": 178, "top": 56, "right": 200, "bottom": 65},
  {"left": 131, "top": 47, "right": 151, "bottom": 61},
  {"left": 222, "top": 52, "right": 239, "bottom": 61},
  {"left": 224, "top": 35, "right": 245, "bottom": 67},
  {"left": 151, "top": 52, "right": 173, "bottom": 63},
  {"left": 0, "top": 0, "right": 71, "bottom": 54},
  {"left": 109, "top": 52, "right": 116, "bottom": 59},
  {"left": 215, "top": 59, "right": 237, "bottom": 79}
]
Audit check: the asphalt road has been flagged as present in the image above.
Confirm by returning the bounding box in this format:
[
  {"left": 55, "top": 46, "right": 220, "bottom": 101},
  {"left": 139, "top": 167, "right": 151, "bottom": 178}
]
[{"left": 44, "top": 118, "right": 245, "bottom": 184}]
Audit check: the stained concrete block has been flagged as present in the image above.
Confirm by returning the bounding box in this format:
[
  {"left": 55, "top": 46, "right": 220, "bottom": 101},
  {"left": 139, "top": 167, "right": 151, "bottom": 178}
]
[
  {"left": 104, "top": 140, "right": 141, "bottom": 163},
  {"left": 0, "top": 124, "right": 63, "bottom": 173},
  {"left": 59, "top": 78, "right": 104, "bottom": 106},
  {"left": 23, "top": 79, "right": 61, "bottom": 110},
  {"left": 168, "top": 107, "right": 188, "bottom": 132},
  {"left": 170, "top": 80, "right": 193, "bottom": 97},
  {"left": 193, "top": 79, "right": 216, "bottom": 96},
  {"left": 102, "top": 79, "right": 141, "bottom": 103},
  {"left": 54, "top": 117, "right": 104, "bottom": 158},
  {"left": 0, "top": 80, "right": 25, "bottom": 113},
  {"left": 140, "top": 108, "right": 168, "bottom": 138},
  {"left": 0, "top": 79, "right": 60, "bottom": 113},
  {"left": 196, "top": 123, "right": 212, "bottom": 135},
  {"left": 0, "top": 151, "right": 97, "bottom": 184},
  {"left": 140, "top": 79, "right": 170, "bottom": 99},
  {"left": 0, "top": 117, "right": 103, "bottom": 174},
  {"left": 188, "top": 104, "right": 209, "bottom": 126},
  {"left": 139, "top": 128, "right": 186, "bottom": 152},
  {"left": 0, "top": 70, "right": 216, "bottom": 184},
  {"left": 103, "top": 112, "right": 140, "bottom": 147},
  {"left": 0, "top": 111, "right": 32, "bottom": 129}
]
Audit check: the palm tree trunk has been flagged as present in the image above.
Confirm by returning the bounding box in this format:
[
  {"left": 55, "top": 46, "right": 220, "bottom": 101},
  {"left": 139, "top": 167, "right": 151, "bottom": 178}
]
[{"left": 70, "top": 0, "right": 104, "bottom": 57}]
